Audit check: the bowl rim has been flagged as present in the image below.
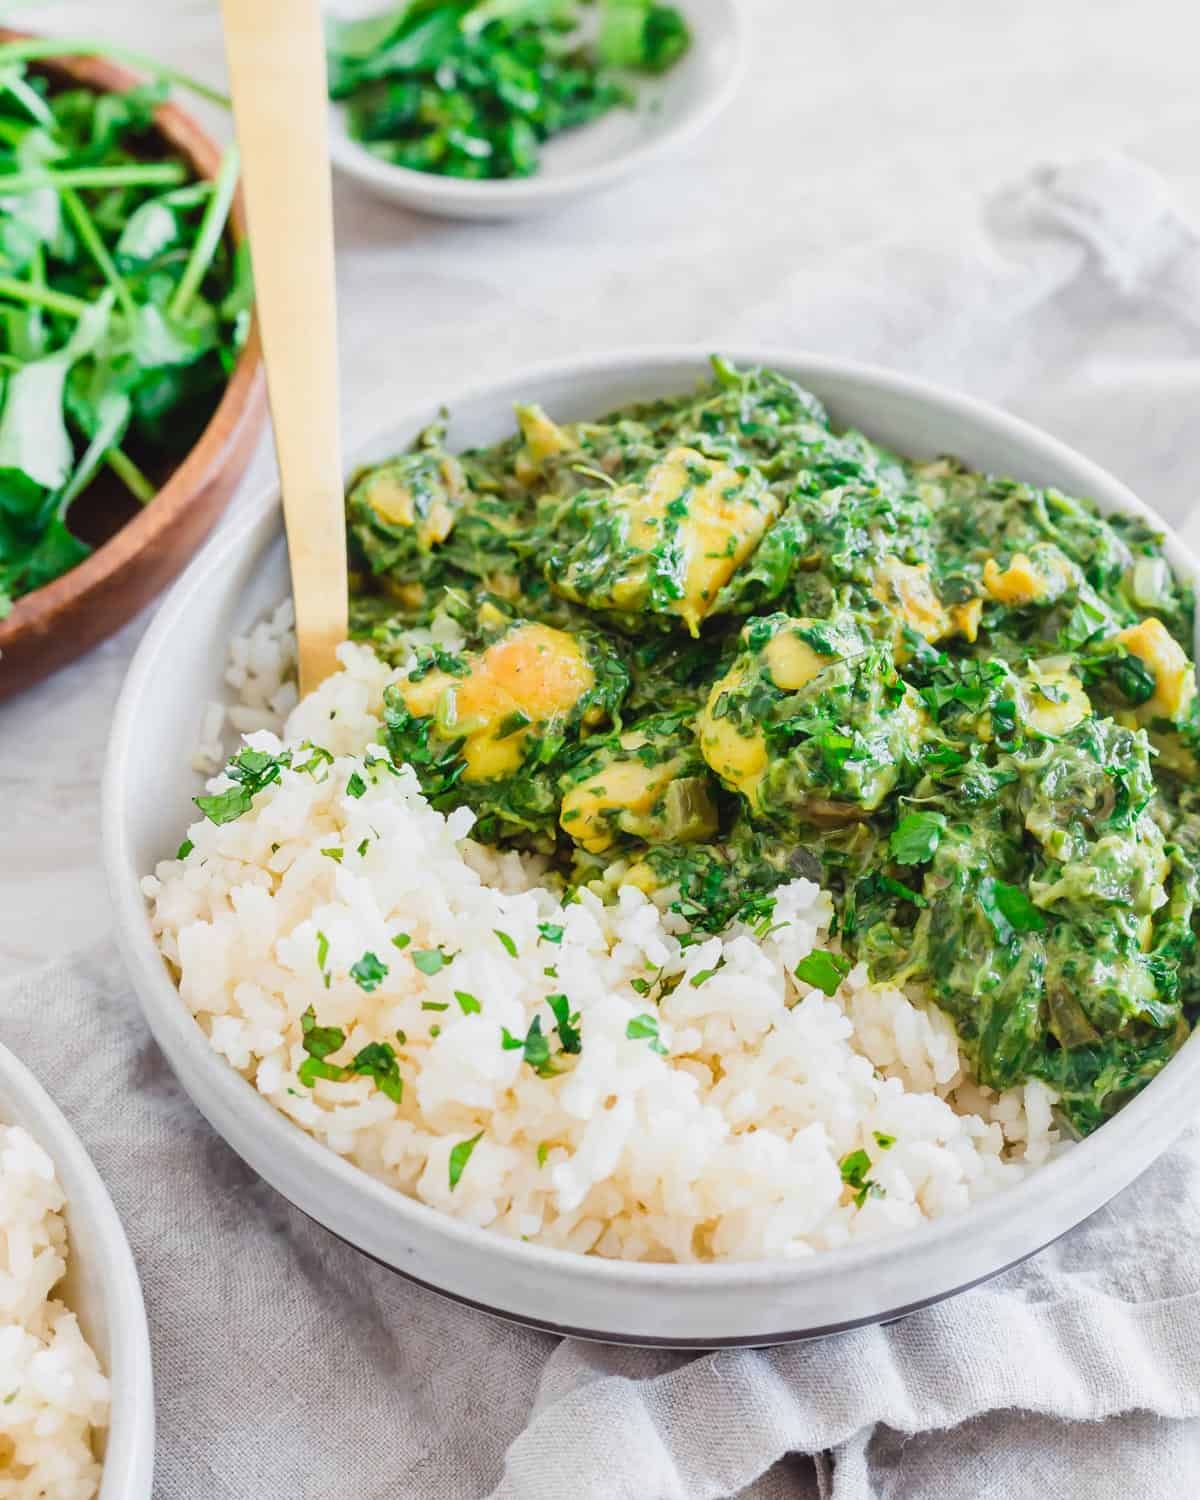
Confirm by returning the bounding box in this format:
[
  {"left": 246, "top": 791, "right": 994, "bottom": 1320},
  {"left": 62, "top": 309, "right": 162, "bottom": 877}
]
[
  {"left": 327, "top": 0, "right": 746, "bottom": 210},
  {"left": 0, "top": 31, "right": 266, "bottom": 653},
  {"left": 103, "top": 342, "right": 1200, "bottom": 1314},
  {"left": 0, "top": 1040, "right": 155, "bottom": 1499}
]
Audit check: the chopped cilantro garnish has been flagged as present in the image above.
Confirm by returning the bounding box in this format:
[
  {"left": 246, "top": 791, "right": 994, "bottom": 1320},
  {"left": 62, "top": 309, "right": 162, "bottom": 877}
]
[
  {"left": 794, "top": 948, "right": 851, "bottom": 996},
  {"left": 350, "top": 1041, "right": 403, "bottom": 1103},
  {"left": 494, "top": 929, "right": 519, "bottom": 958},
  {"left": 689, "top": 959, "right": 725, "bottom": 988},
  {"left": 500, "top": 1016, "right": 557, "bottom": 1075},
  {"left": 176, "top": 838, "right": 194, "bottom": 860},
  {"left": 626, "top": 1013, "right": 666, "bottom": 1054},
  {"left": 421, "top": 1001, "right": 449, "bottom": 1011},
  {"left": 412, "top": 947, "right": 449, "bottom": 975},
  {"left": 630, "top": 976, "right": 651, "bottom": 996},
  {"left": 838, "top": 1148, "right": 886, "bottom": 1206},
  {"left": 543, "top": 964, "right": 558, "bottom": 979},
  {"left": 295, "top": 744, "right": 335, "bottom": 777},
  {"left": 194, "top": 747, "right": 292, "bottom": 825},
  {"left": 391, "top": 932, "right": 412, "bottom": 949},
  {"left": 454, "top": 990, "right": 481, "bottom": 1015},
  {"left": 301, "top": 1006, "right": 345, "bottom": 1060},
  {"left": 546, "top": 992, "right": 581, "bottom": 1054},
  {"left": 873, "top": 1131, "right": 896, "bottom": 1150},
  {"left": 349, "top": 951, "right": 388, "bottom": 992},
  {"left": 346, "top": 771, "right": 366, "bottom": 799},
  {"left": 889, "top": 811, "right": 946, "bottom": 866},
  {"left": 448, "top": 1130, "right": 483, "bottom": 1190},
  {"left": 978, "top": 877, "right": 1046, "bottom": 944},
  {"left": 320, "top": 846, "right": 344, "bottom": 863},
  {"left": 298, "top": 1055, "right": 346, "bottom": 1087},
  {"left": 839, "top": 1149, "right": 871, "bottom": 1189},
  {"left": 537, "top": 922, "right": 564, "bottom": 945},
  {"left": 316, "top": 931, "right": 330, "bottom": 971},
  {"left": 356, "top": 837, "right": 370, "bottom": 858},
  {"left": 537, "top": 1142, "right": 550, "bottom": 1168}
]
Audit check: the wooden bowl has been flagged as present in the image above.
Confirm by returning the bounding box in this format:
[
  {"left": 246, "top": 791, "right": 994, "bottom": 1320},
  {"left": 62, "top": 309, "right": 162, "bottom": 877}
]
[{"left": 0, "top": 33, "right": 267, "bottom": 701}]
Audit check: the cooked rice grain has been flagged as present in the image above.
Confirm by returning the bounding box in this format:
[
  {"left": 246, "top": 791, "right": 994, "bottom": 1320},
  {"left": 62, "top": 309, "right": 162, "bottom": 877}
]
[{"left": 1, "top": 1126, "right": 109, "bottom": 1500}]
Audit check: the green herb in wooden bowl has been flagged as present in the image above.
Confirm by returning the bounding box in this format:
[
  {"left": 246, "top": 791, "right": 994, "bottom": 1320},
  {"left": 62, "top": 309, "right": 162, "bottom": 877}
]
[{"left": 0, "top": 33, "right": 265, "bottom": 698}]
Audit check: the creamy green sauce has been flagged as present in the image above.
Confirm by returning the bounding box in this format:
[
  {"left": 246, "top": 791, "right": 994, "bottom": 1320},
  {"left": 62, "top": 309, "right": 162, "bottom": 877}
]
[{"left": 346, "top": 357, "right": 1200, "bottom": 1135}]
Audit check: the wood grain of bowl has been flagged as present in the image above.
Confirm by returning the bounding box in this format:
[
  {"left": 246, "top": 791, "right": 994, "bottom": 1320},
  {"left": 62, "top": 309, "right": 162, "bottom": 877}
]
[{"left": 0, "top": 32, "right": 267, "bottom": 702}]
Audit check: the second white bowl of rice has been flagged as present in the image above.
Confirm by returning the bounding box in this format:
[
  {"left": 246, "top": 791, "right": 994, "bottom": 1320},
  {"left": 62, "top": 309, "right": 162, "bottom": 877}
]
[
  {"left": 103, "top": 347, "right": 1200, "bottom": 1345},
  {"left": 0, "top": 1044, "right": 154, "bottom": 1498}
]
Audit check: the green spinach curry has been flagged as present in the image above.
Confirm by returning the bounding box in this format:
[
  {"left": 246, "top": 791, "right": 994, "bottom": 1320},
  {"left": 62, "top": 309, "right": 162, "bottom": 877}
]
[{"left": 346, "top": 358, "right": 1200, "bottom": 1136}]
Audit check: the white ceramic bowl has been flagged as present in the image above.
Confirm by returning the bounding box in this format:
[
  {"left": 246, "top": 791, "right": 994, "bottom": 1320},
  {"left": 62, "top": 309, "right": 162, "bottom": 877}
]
[
  {"left": 327, "top": 0, "right": 744, "bottom": 219},
  {"left": 0, "top": 1044, "right": 154, "bottom": 1497},
  {"left": 103, "top": 347, "right": 1200, "bottom": 1346}
]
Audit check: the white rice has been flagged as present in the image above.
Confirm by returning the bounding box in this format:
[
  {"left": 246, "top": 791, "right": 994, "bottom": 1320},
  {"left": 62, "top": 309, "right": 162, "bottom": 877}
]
[
  {"left": 0, "top": 1126, "right": 110, "bottom": 1499},
  {"left": 145, "top": 609, "right": 1065, "bottom": 1263}
]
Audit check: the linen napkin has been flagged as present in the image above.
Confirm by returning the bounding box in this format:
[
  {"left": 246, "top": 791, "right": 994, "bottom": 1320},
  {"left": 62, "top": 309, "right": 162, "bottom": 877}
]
[{"left": 5, "top": 154, "right": 1200, "bottom": 1500}]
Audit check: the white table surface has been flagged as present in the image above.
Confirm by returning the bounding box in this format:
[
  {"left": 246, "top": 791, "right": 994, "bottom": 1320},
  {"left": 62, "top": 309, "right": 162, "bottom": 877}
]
[{"left": 4, "top": 0, "right": 1200, "bottom": 974}]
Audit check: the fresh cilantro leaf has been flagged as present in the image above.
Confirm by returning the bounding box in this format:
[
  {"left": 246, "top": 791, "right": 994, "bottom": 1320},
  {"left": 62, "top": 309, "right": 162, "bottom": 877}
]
[
  {"left": 873, "top": 1131, "right": 896, "bottom": 1150},
  {"left": 194, "top": 784, "right": 252, "bottom": 825},
  {"left": 978, "top": 877, "right": 1046, "bottom": 944},
  {"left": 175, "top": 838, "right": 194, "bottom": 860},
  {"left": 537, "top": 922, "right": 564, "bottom": 944},
  {"left": 626, "top": 1013, "right": 667, "bottom": 1054},
  {"left": 298, "top": 1056, "right": 346, "bottom": 1087},
  {"left": 794, "top": 948, "right": 851, "bottom": 996},
  {"left": 839, "top": 1149, "right": 871, "bottom": 1189},
  {"left": 320, "top": 846, "right": 344, "bottom": 863},
  {"left": 349, "top": 951, "right": 388, "bottom": 992},
  {"left": 346, "top": 771, "right": 367, "bottom": 798},
  {"left": 349, "top": 1041, "right": 403, "bottom": 1103},
  {"left": 412, "top": 947, "right": 448, "bottom": 975},
  {"left": 454, "top": 990, "right": 481, "bottom": 1015},
  {"left": 493, "top": 929, "right": 518, "bottom": 958},
  {"left": 391, "top": 932, "right": 411, "bottom": 949},
  {"left": 448, "top": 1130, "right": 483, "bottom": 1190},
  {"left": 546, "top": 992, "right": 581, "bottom": 1054},
  {"left": 300, "top": 1006, "right": 345, "bottom": 1060},
  {"left": 889, "top": 811, "right": 946, "bottom": 865}
]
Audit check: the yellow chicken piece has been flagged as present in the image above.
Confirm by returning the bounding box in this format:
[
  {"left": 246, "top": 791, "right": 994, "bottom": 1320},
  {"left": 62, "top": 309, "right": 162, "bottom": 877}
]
[
  {"left": 560, "top": 752, "right": 716, "bottom": 854},
  {"left": 360, "top": 457, "right": 464, "bottom": 549},
  {"left": 514, "top": 404, "right": 575, "bottom": 481},
  {"left": 762, "top": 630, "right": 831, "bottom": 691},
  {"left": 871, "top": 560, "right": 981, "bottom": 654},
  {"left": 629, "top": 448, "right": 780, "bottom": 634},
  {"left": 982, "top": 546, "right": 1077, "bottom": 608},
  {"left": 1022, "top": 661, "right": 1092, "bottom": 737},
  {"left": 397, "top": 623, "right": 595, "bottom": 781},
  {"left": 696, "top": 661, "right": 769, "bottom": 802},
  {"left": 1116, "top": 617, "right": 1197, "bottom": 723},
  {"left": 555, "top": 447, "right": 780, "bottom": 635}
]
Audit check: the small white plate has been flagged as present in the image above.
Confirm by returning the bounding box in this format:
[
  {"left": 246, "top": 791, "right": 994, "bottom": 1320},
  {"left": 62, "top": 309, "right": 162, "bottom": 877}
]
[
  {"left": 326, "top": 0, "right": 745, "bottom": 219},
  {"left": 0, "top": 1044, "right": 155, "bottom": 1500}
]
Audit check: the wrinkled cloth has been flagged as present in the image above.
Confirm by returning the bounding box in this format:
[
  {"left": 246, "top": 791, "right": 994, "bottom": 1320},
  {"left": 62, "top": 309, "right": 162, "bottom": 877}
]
[{"left": 5, "top": 13, "right": 1200, "bottom": 1496}]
